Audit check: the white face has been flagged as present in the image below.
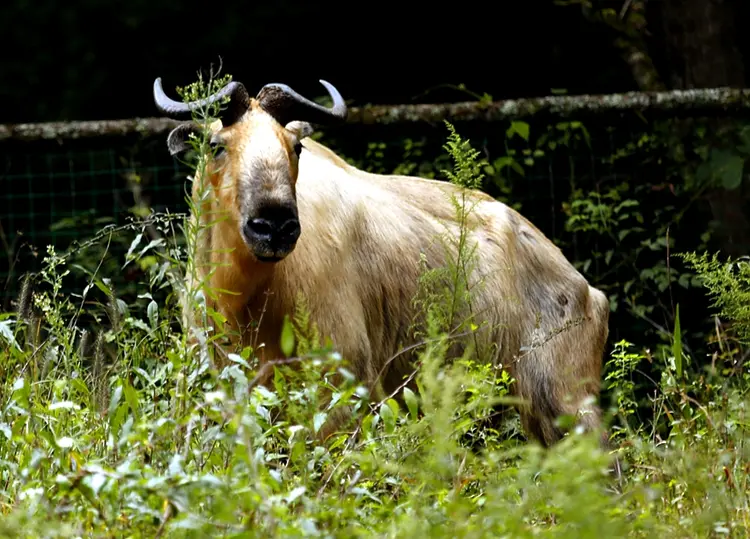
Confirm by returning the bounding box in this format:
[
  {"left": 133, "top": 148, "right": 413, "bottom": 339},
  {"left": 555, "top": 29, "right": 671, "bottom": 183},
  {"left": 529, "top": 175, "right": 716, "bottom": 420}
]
[
  {"left": 211, "top": 111, "right": 311, "bottom": 262},
  {"left": 158, "top": 76, "right": 335, "bottom": 263}
]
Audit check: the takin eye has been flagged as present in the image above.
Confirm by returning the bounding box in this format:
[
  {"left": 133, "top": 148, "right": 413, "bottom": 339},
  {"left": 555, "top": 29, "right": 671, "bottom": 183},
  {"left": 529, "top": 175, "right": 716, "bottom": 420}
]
[{"left": 209, "top": 137, "right": 225, "bottom": 158}]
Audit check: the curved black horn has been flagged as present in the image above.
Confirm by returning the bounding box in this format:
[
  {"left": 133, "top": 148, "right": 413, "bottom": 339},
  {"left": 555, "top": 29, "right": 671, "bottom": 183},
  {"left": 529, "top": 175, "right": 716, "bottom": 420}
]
[
  {"left": 153, "top": 77, "right": 251, "bottom": 126},
  {"left": 255, "top": 79, "right": 348, "bottom": 127}
]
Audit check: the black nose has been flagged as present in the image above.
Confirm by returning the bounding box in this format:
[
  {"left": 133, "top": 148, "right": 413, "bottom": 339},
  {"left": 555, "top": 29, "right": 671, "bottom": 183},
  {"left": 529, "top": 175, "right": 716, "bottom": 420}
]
[
  {"left": 244, "top": 207, "right": 301, "bottom": 245},
  {"left": 246, "top": 217, "right": 300, "bottom": 241}
]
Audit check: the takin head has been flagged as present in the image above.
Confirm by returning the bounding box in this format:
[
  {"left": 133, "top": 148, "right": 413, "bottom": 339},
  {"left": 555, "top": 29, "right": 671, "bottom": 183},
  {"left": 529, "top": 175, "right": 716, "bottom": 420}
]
[{"left": 153, "top": 76, "right": 348, "bottom": 262}]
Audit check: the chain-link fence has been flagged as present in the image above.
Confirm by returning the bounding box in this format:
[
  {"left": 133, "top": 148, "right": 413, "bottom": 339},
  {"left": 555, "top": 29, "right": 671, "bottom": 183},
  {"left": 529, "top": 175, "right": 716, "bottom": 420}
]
[{"left": 1, "top": 134, "right": 185, "bottom": 305}]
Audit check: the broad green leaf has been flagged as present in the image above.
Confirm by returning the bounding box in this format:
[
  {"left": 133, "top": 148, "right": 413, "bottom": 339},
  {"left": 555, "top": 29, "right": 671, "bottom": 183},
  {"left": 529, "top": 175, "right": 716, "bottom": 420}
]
[
  {"left": 507, "top": 121, "right": 530, "bottom": 141},
  {"left": 92, "top": 278, "right": 113, "bottom": 297},
  {"left": 493, "top": 156, "right": 525, "bottom": 177},
  {"left": 379, "top": 402, "right": 395, "bottom": 434},
  {"left": 386, "top": 398, "right": 400, "bottom": 420},
  {"left": 125, "top": 232, "right": 143, "bottom": 259},
  {"left": 362, "top": 414, "right": 375, "bottom": 437},
  {"left": 694, "top": 161, "right": 711, "bottom": 186},
  {"left": 313, "top": 412, "right": 327, "bottom": 434},
  {"left": 0, "top": 320, "right": 20, "bottom": 351},
  {"left": 108, "top": 384, "right": 123, "bottom": 417},
  {"left": 709, "top": 149, "right": 745, "bottom": 190},
  {"left": 147, "top": 300, "right": 159, "bottom": 330},
  {"left": 403, "top": 387, "right": 419, "bottom": 419},
  {"left": 280, "top": 314, "right": 295, "bottom": 357},
  {"left": 227, "top": 353, "right": 251, "bottom": 369},
  {"left": 123, "top": 381, "right": 140, "bottom": 419},
  {"left": 208, "top": 310, "right": 228, "bottom": 326}
]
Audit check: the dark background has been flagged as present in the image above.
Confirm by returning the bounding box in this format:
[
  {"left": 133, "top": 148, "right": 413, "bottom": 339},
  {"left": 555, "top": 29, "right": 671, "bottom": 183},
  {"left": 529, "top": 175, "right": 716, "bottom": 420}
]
[
  {"left": 1, "top": 0, "right": 641, "bottom": 124},
  {"left": 4, "top": 0, "right": 746, "bottom": 265}
]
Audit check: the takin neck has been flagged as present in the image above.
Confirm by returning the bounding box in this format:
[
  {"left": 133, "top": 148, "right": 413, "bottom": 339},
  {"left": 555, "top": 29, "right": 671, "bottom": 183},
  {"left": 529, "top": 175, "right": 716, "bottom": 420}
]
[{"left": 200, "top": 204, "right": 278, "bottom": 338}]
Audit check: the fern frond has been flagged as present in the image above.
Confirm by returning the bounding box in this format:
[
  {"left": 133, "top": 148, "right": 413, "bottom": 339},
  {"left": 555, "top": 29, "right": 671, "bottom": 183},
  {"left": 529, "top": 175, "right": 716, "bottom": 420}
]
[
  {"left": 679, "top": 251, "right": 750, "bottom": 342},
  {"left": 292, "top": 292, "right": 321, "bottom": 354}
]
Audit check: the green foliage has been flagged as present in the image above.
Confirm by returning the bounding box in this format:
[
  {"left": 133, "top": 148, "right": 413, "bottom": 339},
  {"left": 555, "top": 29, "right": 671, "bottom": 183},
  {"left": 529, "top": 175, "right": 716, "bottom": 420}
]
[
  {"left": 696, "top": 148, "right": 746, "bottom": 190},
  {"left": 680, "top": 251, "right": 750, "bottom": 344},
  {"left": 290, "top": 293, "right": 322, "bottom": 356},
  {"left": 410, "top": 123, "right": 487, "bottom": 353},
  {"left": 3, "top": 233, "right": 750, "bottom": 536},
  {"left": 604, "top": 340, "right": 642, "bottom": 431},
  {"left": 441, "top": 121, "right": 485, "bottom": 191}
]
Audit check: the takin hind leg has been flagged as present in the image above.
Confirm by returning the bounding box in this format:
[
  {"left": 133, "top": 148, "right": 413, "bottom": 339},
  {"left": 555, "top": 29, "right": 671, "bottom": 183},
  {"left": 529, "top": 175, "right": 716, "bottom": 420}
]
[
  {"left": 512, "top": 346, "right": 604, "bottom": 449},
  {"left": 511, "top": 288, "right": 620, "bottom": 477}
]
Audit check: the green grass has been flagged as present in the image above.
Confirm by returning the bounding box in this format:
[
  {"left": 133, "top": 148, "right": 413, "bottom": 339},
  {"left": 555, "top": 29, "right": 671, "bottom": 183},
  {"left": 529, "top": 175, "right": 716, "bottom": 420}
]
[{"left": 2, "top": 245, "right": 748, "bottom": 538}]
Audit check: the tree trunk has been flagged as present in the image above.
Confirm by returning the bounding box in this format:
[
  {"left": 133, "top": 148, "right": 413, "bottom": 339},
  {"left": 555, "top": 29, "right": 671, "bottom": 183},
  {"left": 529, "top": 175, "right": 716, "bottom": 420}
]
[
  {"left": 659, "top": 0, "right": 750, "bottom": 257},
  {"left": 659, "top": 0, "right": 745, "bottom": 90}
]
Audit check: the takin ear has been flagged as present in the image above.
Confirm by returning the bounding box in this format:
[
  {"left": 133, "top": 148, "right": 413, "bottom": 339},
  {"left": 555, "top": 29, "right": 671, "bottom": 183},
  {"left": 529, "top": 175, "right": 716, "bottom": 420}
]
[
  {"left": 166, "top": 123, "right": 203, "bottom": 156},
  {"left": 284, "top": 120, "right": 315, "bottom": 140}
]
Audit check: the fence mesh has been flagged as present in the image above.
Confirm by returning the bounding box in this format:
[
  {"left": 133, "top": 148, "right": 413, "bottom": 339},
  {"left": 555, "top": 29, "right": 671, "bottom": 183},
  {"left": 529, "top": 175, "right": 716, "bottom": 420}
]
[
  {"left": 1, "top": 135, "right": 187, "bottom": 303},
  {"left": 0, "top": 111, "right": 727, "bottom": 349},
  {"left": 1, "top": 144, "right": 184, "bottom": 241},
  {"left": 0, "top": 121, "right": 645, "bottom": 280}
]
